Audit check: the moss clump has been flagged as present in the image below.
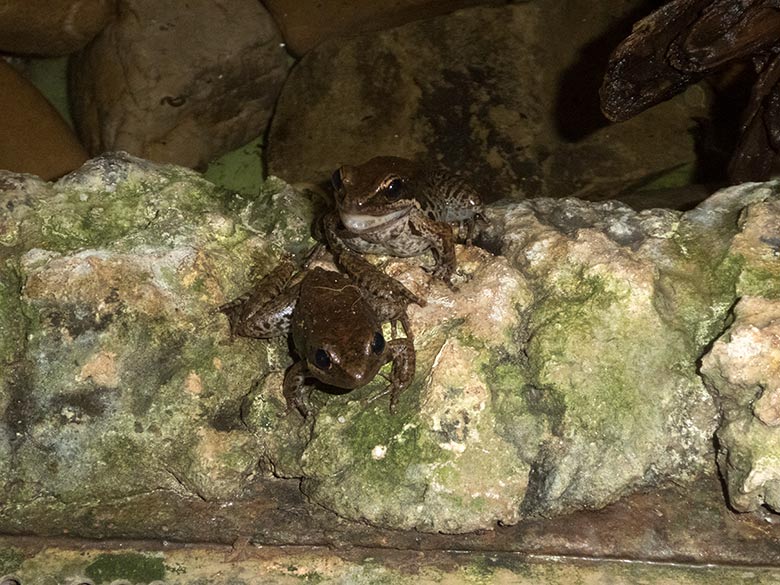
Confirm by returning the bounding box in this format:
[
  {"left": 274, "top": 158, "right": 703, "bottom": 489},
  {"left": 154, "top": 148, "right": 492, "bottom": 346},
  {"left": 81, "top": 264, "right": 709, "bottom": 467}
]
[
  {"left": 0, "top": 547, "right": 24, "bottom": 575},
  {"left": 306, "top": 379, "right": 444, "bottom": 486},
  {"left": 84, "top": 552, "right": 165, "bottom": 584},
  {"left": 527, "top": 267, "right": 637, "bottom": 437},
  {"left": 738, "top": 265, "right": 780, "bottom": 299},
  {"left": 23, "top": 155, "right": 248, "bottom": 255},
  {"left": 483, "top": 357, "right": 546, "bottom": 463},
  {"left": 663, "top": 224, "right": 742, "bottom": 349},
  {"left": 0, "top": 262, "right": 25, "bottom": 370}
]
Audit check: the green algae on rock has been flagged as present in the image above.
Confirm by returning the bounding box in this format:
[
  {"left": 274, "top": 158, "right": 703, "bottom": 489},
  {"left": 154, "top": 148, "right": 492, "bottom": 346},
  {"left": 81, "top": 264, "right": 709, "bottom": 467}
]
[
  {"left": 8, "top": 540, "right": 780, "bottom": 585},
  {"left": 1, "top": 153, "right": 779, "bottom": 538},
  {"left": 298, "top": 250, "right": 535, "bottom": 532},
  {"left": 0, "top": 153, "right": 314, "bottom": 530}
]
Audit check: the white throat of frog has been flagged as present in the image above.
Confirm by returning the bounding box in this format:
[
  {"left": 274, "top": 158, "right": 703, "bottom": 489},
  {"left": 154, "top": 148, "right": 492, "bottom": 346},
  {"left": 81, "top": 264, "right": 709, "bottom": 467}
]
[{"left": 340, "top": 207, "right": 412, "bottom": 233}]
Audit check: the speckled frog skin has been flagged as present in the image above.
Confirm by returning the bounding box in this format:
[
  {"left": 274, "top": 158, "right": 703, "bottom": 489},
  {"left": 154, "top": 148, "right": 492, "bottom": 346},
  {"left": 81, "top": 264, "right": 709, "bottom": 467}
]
[
  {"left": 323, "top": 156, "right": 485, "bottom": 284},
  {"left": 218, "top": 256, "right": 420, "bottom": 417}
]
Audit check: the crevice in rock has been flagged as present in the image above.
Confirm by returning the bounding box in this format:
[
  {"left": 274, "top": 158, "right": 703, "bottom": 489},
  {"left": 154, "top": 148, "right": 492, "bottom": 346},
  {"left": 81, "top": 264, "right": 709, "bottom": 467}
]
[{"left": 163, "top": 466, "right": 208, "bottom": 502}]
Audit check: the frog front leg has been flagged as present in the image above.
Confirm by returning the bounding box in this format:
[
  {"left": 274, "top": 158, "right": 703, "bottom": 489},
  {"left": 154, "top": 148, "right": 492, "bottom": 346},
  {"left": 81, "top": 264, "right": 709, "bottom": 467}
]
[
  {"left": 460, "top": 211, "right": 488, "bottom": 246},
  {"left": 408, "top": 212, "right": 456, "bottom": 285},
  {"left": 385, "top": 338, "right": 416, "bottom": 413}
]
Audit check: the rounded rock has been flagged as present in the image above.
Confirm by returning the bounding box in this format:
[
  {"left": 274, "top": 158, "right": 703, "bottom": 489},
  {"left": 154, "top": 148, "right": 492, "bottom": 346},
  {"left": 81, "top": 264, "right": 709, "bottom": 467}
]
[
  {"left": 0, "top": 0, "right": 114, "bottom": 56},
  {"left": 0, "top": 60, "right": 88, "bottom": 179},
  {"left": 69, "top": 0, "right": 289, "bottom": 169}
]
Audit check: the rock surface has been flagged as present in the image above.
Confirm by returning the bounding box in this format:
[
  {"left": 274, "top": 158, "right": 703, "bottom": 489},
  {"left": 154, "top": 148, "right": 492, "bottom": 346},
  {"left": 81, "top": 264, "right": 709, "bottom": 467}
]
[
  {"left": 7, "top": 536, "right": 780, "bottom": 585},
  {"left": 69, "top": 0, "right": 289, "bottom": 169},
  {"left": 0, "top": 60, "right": 88, "bottom": 179},
  {"left": 699, "top": 193, "right": 780, "bottom": 513},
  {"left": 263, "top": 0, "right": 501, "bottom": 56},
  {"left": 0, "top": 0, "right": 114, "bottom": 56},
  {"left": 0, "top": 153, "right": 777, "bottom": 538},
  {"left": 266, "top": 2, "right": 709, "bottom": 203}
]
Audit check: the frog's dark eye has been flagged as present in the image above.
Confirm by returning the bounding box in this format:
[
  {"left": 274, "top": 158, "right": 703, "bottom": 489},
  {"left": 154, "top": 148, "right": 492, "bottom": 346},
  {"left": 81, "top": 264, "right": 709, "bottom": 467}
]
[
  {"left": 384, "top": 178, "right": 404, "bottom": 200},
  {"left": 314, "top": 348, "right": 332, "bottom": 370},
  {"left": 371, "top": 332, "right": 385, "bottom": 354},
  {"left": 331, "top": 169, "right": 343, "bottom": 191}
]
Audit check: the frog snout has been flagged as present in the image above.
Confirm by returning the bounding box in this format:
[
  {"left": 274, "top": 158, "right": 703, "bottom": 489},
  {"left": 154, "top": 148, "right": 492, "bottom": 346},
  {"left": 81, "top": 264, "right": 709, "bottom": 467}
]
[
  {"left": 345, "top": 366, "right": 368, "bottom": 384},
  {"left": 337, "top": 362, "right": 380, "bottom": 389}
]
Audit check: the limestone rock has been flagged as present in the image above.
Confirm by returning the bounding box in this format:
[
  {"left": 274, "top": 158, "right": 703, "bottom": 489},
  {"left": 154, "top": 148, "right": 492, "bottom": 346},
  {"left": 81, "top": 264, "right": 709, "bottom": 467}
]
[
  {"left": 287, "top": 248, "right": 536, "bottom": 531},
  {"left": 69, "top": 0, "right": 289, "bottom": 169},
  {"left": 266, "top": 2, "right": 707, "bottom": 202},
  {"left": 0, "top": 154, "right": 298, "bottom": 513},
  {"left": 263, "top": 0, "right": 500, "bottom": 56},
  {"left": 702, "top": 297, "right": 780, "bottom": 512},
  {"left": 0, "top": 61, "right": 88, "bottom": 180},
  {"left": 4, "top": 155, "right": 780, "bottom": 537},
  {"left": 0, "top": 0, "right": 114, "bottom": 56},
  {"left": 699, "top": 188, "right": 780, "bottom": 514}
]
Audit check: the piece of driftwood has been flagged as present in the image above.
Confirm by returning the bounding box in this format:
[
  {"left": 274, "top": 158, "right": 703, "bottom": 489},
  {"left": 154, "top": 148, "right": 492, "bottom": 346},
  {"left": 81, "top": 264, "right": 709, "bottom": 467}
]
[{"left": 600, "top": 0, "right": 780, "bottom": 181}]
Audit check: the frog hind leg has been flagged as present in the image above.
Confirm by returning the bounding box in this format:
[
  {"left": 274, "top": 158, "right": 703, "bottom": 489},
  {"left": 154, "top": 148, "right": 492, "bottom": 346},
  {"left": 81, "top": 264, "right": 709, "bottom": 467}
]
[
  {"left": 338, "top": 250, "right": 425, "bottom": 307},
  {"left": 218, "top": 259, "right": 300, "bottom": 339},
  {"left": 282, "top": 360, "right": 310, "bottom": 418},
  {"left": 227, "top": 282, "right": 300, "bottom": 339},
  {"left": 218, "top": 258, "right": 295, "bottom": 315},
  {"left": 385, "top": 338, "right": 416, "bottom": 413},
  {"left": 338, "top": 250, "right": 423, "bottom": 341}
]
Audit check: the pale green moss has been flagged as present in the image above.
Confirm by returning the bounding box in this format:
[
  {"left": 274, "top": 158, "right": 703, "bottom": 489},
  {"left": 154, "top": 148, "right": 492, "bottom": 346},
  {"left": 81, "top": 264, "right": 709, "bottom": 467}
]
[
  {"left": 738, "top": 265, "right": 780, "bottom": 299},
  {"left": 0, "top": 262, "right": 24, "bottom": 369},
  {"left": 306, "top": 378, "right": 444, "bottom": 485},
  {"left": 483, "top": 356, "right": 546, "bottom": 463},
  {"left": 85, "top": 552, "right": 166, "bottom": 583},
  {"left": 0, "top": 547, "right": 24, "bottom": 575},
  {"left": 517, "top": 252, "right": 716, "bottom": 513},
  {"left": 664, "top": 224, "right": 742, "bottom": 348}
]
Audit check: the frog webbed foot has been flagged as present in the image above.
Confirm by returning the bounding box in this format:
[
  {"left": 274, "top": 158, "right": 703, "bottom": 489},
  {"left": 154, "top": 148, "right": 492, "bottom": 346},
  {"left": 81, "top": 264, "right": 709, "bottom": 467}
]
[
  {"left": 216, "top": 297, "right": 247, "bottom": 339},
  {"left": 423, "top": 262, "right": 459, "bottom": 291},
  {"left": 320, "top": 210, "right": 361, "bottom": 255},
  {"left": 301, "top": 242, "right": 322, "bottom": 266},
  {"left": 387, "top": 313, "right": 415, "bottom": 343},
  {"left": 357, "top": 337, "right": 415, "bottom": 414}
]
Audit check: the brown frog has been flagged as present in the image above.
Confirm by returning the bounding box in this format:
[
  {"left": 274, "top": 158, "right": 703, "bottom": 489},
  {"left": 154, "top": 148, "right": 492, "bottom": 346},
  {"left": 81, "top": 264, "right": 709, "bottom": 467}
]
[
  {"left": 218, "top": 254, "right": 421, "bottom": 417},
  {"left": 323, "top": 156, "right": 485, "bottom": 284}
]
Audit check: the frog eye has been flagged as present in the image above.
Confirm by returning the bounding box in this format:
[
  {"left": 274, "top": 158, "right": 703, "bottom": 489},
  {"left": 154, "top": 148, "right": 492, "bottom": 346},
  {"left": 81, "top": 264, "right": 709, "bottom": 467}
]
[
  {"left": 331, "top": 169, "right": 343, "bottom": 191},
  {"left": 313, "top": 348, "right": 332, "bottom": 370},
  {"left": 384, "top": 178, "right": 405, "bottom": 200},
  {"left": 371, "top": 332, "right": 385, "bottom": 354}
]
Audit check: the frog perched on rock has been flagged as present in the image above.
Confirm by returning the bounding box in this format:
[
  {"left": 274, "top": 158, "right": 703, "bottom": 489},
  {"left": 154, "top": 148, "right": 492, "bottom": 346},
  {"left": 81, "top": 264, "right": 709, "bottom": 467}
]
[
  {"left": 218, "top": 254, "right": 422, "bottom": 418},
  {"left": 322, "top": 156, "right": 485, "bottom": 284}
]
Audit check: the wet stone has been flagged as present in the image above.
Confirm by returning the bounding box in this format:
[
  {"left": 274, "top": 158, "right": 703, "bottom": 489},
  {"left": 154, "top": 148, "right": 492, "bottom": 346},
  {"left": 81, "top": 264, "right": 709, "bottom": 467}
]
[{"left": 0, "top": 154, "right": 778, "bottom": 538}]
